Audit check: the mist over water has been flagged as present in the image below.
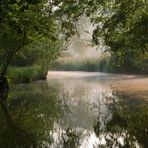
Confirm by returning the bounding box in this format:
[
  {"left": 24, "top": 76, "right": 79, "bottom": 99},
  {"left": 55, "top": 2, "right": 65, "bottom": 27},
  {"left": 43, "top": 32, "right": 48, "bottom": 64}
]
[
  {"left": 61, "top": 16, "right": 104, "bottom": 62},
  {"left": 46, "top": 72, "right": 148, "bottom": 148}
]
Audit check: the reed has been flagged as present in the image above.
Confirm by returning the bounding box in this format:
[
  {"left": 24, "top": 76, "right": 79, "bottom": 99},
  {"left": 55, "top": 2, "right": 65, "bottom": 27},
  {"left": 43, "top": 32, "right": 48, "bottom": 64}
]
[{"left": 7, "top": 66, "right": 46, "bottom": 83}]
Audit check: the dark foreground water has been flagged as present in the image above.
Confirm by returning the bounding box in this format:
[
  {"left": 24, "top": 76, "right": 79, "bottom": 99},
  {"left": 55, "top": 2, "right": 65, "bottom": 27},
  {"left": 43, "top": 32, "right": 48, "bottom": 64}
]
[{"left": 0, "top": 72, "right": 148, "bottom": 148}]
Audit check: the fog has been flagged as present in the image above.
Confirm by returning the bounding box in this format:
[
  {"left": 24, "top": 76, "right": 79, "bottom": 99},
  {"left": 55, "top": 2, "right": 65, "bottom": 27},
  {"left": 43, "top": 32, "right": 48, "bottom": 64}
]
[{"left": 60, "top": 16, "right": 104, "bottom": 62}]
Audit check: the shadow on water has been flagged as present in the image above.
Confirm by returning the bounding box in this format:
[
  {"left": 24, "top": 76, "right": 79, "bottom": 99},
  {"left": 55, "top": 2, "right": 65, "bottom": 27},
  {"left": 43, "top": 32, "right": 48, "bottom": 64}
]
[
  {"left": 94, "top": 92, "right": 148, "bottom": 148},
  {"left": 0, "top": 82, "right": 62, "bottom": 148},
  {"left": 0, "top": 105, "right": 36, "bottom": 148},
  {"left": 0, "top": 73, "right": 148, "bottom": 148},
  {"left": 0, "top": 91, "right": 36, "bottom": 148}
]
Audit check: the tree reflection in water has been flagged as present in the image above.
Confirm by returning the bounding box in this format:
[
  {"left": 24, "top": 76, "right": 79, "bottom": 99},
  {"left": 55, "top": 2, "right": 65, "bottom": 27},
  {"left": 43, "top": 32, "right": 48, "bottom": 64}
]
[
  {"left": 94, "top": 93, "right": 148, "bottom": 148},
  {"left": 0, "top": 82, "right": 62, "bottom": 148},
  {"left": 0, "top": 78, "right": 148, "bottom": 148}
]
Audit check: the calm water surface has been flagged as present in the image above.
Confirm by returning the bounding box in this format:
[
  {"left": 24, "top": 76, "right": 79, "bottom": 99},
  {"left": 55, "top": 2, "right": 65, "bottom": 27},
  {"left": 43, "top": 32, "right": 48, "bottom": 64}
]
[{"left": 0, "top": 72, "right": 148, "bottom": 148}]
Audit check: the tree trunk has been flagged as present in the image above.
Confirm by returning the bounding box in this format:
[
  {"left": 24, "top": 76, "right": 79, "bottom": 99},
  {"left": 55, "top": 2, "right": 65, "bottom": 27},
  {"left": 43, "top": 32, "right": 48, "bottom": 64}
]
[{"left": 0, "top": 52, "right": 13, "bottom": 90}]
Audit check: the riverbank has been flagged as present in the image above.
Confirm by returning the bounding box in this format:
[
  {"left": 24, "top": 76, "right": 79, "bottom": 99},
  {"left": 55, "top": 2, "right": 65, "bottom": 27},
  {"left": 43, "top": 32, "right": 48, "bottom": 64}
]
[
  {"left": 7, "top": 66, "right": 46, "bottom": 84},
  {"left": 51, "top": 57, "right": 148, "bottom": 75}
]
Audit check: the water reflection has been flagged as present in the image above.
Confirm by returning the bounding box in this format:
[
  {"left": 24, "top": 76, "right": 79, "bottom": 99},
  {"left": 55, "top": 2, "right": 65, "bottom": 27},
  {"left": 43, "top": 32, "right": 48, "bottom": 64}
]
[
  {"left": 0, "top": 72, "right": 148, "bottom": 147},
  {"left": 94, "top": 94, "right": 148, "bottom": 148},
  {"left": 0, "top": 82, "right": 62, "bottom": 147}
]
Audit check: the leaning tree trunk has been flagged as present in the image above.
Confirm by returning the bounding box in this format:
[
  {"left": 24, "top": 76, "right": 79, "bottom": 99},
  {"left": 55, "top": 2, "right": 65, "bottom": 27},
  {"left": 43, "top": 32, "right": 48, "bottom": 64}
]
[
  {"left": 0, "top": 33, "right": 29, "bottom": 90},
  {"left": 0, "top": 62, "right": 9, "bottom": 80},
  {"left": 0, "top": 75, "right": 9, "bottom": 92},
  {"left": 0, "top": 52, "right": 13, "bottom": 91}
]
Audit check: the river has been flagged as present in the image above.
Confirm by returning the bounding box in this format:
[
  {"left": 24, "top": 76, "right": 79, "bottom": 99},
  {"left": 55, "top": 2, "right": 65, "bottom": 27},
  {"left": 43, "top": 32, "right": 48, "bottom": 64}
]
[{"left": 0, "top": 71, "right": 148, "bottom": 148}]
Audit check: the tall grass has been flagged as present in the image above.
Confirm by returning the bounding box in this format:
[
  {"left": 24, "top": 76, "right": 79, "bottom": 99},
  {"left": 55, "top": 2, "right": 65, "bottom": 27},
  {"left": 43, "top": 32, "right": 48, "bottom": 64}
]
[
  {"left": 7, "top": 66, "right": 46, "bottom": 83},
  {"left": 51, "top": 57, "right": 110, "bottom": 72},
  {"left": 51, "top": 55, "right": 148, "bottom": 74}
]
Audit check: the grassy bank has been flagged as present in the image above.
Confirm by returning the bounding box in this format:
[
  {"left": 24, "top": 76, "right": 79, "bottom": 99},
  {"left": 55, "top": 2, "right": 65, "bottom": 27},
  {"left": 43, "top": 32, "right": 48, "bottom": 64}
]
[
  {"left": 7, "top": 66, "right": 47, "bottom": 84},
  {"left": 51, "top": 56, "right": 148, "bottom": 74},
  {"left": 51, "top": 57, "right": 110, "bottom": 72}
]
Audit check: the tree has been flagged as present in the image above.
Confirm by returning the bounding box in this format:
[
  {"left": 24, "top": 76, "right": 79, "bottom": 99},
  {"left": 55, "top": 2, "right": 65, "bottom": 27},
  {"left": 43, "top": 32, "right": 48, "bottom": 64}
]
[
  {"left": 53, "top": 0, "right": 148, "bottom": 72},
  {"left": 89, "top": 0, "right": 148, "bottom": 71},
  {"left": 0, "top": 0, "right": 57, "bottom": 80}
]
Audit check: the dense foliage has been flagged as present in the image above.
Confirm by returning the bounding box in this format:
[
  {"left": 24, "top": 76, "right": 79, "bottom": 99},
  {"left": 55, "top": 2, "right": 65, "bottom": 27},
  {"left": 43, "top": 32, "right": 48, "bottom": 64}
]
[
  {"left": 0, "top": 0, "right": 59, "bottom": 79},
  {"left": 55, "top": 0, "right": 148, "bottom": 52},
  {"left": 53, "top": 0, "right": 148, "bottom": 73},
  {"left": 92, "top": 0, "right": 148, "bottom": 72}
]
